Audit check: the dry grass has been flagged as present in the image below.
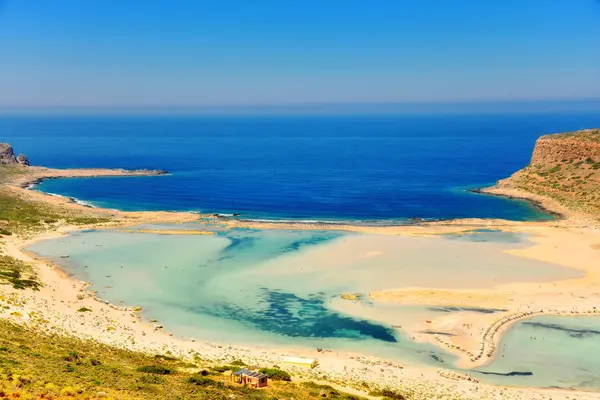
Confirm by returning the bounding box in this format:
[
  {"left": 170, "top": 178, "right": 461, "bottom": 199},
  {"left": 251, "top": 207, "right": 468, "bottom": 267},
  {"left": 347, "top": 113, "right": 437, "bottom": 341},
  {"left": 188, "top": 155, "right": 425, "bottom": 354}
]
[
  {"left": 508, "top": 157, "right": 600, "bottom": 218},
  {"left": 0, "top": 319, "right": 369, "bottom": 400}
]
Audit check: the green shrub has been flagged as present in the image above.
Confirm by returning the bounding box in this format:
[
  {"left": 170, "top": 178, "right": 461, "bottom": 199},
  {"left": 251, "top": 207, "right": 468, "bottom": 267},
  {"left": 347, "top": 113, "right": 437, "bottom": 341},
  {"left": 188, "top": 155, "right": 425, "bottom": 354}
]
[
  {"left": 369, "top": 389, "right": 406, "bottom": 400},
  {"left": 139, "top": 374, "right": 165, "bottom": 384},
  {"left": 77, "top": 307, "right": 92, "bottom": 312},
  {"left": 188, "top": 375, "right": 224, "bottom": 388},
  {"left": 210, "top": 365, "right": 235, "bottom": 373},
  {"left": 89, "top": 357, "right": 101, "bottom": 366},
  {"left": 176, "top": 361, "right": 197, "bottom": 369},
  {"left": 63, "top": 351, "right": 79, "bottom": 362},
  {"left": 302, "top": 381, "right": 339, "bottom": 394},
  {"left": 548, "top": 164, "right": 561, "bottom": 174},
  {"left": 137, "top": 365, "right": 173, "bottom": 375},
  {"left": 0, "top": 255, "right": 41, "bottom": 290},
  {"left": 302, "top": 382, "right": 366, "bottom": 399},
  {"left": 258, "top": 367, "right": 291, "bottom": 381},
  {"left": 154, "top": 354, "right": 177, "bottom": 361}
]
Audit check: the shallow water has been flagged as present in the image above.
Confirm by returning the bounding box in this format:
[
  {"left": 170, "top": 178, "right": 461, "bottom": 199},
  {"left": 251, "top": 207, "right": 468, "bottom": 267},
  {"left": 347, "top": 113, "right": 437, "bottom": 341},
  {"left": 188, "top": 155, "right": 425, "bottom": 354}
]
[
  {"left": 475, "top": 316, "right": 600, "bottom": 390},
  {"left": 27, "top": 227, "right": 588, "bottom": 381},
  {"left": 29, "top": 228, "right": 452, "bottom": 361},
  {"left": 444, "top": 229, "right": 527, "bottom": 244}
]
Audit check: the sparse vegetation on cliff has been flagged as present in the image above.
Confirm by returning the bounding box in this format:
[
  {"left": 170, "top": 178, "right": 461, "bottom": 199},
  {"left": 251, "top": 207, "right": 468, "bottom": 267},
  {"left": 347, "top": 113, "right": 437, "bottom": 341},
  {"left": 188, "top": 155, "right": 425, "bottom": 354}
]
[
  {"left": 543, "top": 128, "right": 600, "bottom": 142},
  {"left": 496, "top": 129, "right": 600, "bottom": 218}
]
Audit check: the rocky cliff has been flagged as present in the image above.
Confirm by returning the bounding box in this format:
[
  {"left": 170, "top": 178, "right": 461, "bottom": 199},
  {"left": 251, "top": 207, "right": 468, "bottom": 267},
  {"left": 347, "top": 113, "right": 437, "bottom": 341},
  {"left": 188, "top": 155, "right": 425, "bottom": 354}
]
[
  {"left": 496, "top": 129, "right": 600, "bottom": 216},
  {"left": 0, "top": 143, "right": 30, "bottom": 166}
]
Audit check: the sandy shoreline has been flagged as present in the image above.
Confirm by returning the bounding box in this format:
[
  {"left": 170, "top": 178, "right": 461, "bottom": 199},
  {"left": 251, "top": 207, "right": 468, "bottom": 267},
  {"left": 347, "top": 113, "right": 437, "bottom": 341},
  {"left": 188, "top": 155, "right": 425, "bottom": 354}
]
[
  {"left": 2, "top": 166, "right": 600, "bottom": 399},
  {"left": 1, "top": 166, "right": 203, "bottom": 227}
]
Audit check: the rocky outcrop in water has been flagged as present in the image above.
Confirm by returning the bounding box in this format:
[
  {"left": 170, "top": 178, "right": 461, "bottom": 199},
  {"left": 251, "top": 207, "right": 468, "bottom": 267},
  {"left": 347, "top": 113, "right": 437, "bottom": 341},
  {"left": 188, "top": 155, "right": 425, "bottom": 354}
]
[
  {"left": 0, "top": 143, "right": 29, "bottom": 165},
  {"left": 495, "top": 129, "right": 600, "bottom": 217}
]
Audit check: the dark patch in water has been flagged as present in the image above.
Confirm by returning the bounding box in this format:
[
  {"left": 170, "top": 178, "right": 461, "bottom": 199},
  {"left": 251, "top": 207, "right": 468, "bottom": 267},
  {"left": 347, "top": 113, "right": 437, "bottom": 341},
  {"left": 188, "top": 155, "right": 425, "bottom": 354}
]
[
  {"left": 475, "top": 370, "right": 533, "bottom": 377},
  {"left": 214, "top": 231, "right": 338, "bottom": 262},
  {"left": 523, "top": 322, "right": 600, "bottom": 338},
  {"left": 279, "top": 234, "right": 339, "bottom": 254},
  {"left": 428, "top": 306, "right": 507, "bottom": 314},
  {"left": 421, "top": 330, "right": 455, "bottom": 336},
  {"left": 430, "top": 354, "right": 444, "bottom": 363},
  {"left": 188, "top": 289, "right": 397, "bottom": 342},
  {"left": 220, "top": 236, "right": 258, "bottom": 254}
]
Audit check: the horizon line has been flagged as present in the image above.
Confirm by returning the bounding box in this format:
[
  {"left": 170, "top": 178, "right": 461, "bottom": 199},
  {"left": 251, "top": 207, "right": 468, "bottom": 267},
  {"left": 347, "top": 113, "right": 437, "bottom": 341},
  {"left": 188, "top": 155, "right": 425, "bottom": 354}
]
[{"left": 1, "top": 98, "right": 600, "bottom": 116}]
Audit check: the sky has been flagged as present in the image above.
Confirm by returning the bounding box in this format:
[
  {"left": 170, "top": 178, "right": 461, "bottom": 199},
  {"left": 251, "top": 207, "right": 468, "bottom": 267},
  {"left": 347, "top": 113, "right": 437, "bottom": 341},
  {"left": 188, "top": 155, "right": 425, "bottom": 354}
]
[{"left": 0, "top": 0, "right": 600, "bottom": 110}]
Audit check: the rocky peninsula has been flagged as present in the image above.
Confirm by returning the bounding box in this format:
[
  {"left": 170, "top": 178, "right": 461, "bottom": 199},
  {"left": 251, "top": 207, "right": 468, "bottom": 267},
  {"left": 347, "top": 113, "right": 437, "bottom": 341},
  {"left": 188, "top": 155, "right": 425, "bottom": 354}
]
[{"left": 484, "top": 129, "right": 600, "bottom": 222}]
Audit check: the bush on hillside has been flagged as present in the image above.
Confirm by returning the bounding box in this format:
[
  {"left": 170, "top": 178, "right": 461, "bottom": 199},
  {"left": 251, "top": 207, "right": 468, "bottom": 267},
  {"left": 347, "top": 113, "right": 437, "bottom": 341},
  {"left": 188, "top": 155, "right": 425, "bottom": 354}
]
[
  {"left": 137, "top": 365, "right": 173, "bottom": 375},
  {"left": 258, "top": 367, "right": 291, "bottom": 381}
]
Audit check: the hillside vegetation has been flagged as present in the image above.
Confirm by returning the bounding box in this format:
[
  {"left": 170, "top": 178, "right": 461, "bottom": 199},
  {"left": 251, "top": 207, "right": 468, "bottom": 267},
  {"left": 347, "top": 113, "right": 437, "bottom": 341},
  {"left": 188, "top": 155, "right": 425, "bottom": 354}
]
[
  {"left": 498, "top": 129, "right": 600, "bottom": 217},
  {"left": 0, "top": 166, "right": 111, "bottom": 290},
  {"left": 0, "top": 166, "right": 109, "bottom": 236},
  {"left": 0, "top": 319, "right": 372, "bottom": 400}
]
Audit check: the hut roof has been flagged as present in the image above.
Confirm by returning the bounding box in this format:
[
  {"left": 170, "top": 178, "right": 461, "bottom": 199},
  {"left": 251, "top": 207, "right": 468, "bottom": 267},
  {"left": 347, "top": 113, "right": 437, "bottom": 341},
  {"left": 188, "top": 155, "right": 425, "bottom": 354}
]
[{"left": 232, "top": 368, "right": 267, "bottom": 379}]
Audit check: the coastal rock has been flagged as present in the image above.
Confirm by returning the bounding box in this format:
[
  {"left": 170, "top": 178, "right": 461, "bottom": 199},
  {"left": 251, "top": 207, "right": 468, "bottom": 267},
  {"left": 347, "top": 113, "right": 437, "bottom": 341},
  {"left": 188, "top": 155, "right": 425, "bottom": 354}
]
[
  {"left": 495, "top": 129, "right": 600, "bottom": 217},
  {"left": 116, "top": 167, "right": 167, "bottom": 175},
  {"left": 0, "top": 143, "right": 18, "bottom": 164},
  {"left": 16, "top": 153, "right": 30, "bottom": 165},
  {"left": 530, "top": 130, "right": 600, "bottom": 166},
  {"left": 0, "top": 143, "right": 30, "bottom": 166}
]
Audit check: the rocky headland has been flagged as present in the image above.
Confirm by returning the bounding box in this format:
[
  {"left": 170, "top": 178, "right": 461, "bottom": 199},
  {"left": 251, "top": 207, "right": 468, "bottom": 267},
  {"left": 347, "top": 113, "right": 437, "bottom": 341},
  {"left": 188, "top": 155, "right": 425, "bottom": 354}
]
[
  {"left": 0, "top": 143, "right": 30, "bottom": 166},
  {"left": 489, "top": 129, "right": 600, "bottom": 219}
]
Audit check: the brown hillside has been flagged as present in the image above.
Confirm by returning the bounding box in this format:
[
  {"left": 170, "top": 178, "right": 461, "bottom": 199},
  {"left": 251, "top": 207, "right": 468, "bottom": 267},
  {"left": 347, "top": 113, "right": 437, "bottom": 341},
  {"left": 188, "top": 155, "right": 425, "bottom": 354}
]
[{"left": 496, "top": 129, "right": 600, "bottom": 217}]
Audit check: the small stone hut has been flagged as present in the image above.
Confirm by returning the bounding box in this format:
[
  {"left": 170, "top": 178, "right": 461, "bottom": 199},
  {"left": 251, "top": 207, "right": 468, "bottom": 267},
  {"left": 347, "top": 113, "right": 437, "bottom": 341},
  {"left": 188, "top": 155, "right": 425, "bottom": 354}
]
[{"left": 230, "top": 369, "right": 268, "bottom": 388}]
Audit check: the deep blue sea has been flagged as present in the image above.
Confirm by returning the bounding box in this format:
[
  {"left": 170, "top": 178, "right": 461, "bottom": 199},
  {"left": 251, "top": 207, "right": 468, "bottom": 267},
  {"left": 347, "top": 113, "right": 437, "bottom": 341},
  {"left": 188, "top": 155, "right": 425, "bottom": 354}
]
[{"left": 2, "top": 112, "right": 600, "bottom": 221}]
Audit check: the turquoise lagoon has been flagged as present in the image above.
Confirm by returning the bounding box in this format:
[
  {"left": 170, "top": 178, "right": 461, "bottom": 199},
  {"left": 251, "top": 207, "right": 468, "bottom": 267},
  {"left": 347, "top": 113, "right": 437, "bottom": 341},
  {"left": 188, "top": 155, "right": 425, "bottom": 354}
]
[
  {"left": 27, "top": 227, "right": 600, "bottom": 390},
  {"left": 476, "top": 316, "right": 600, "bottom": 390}
]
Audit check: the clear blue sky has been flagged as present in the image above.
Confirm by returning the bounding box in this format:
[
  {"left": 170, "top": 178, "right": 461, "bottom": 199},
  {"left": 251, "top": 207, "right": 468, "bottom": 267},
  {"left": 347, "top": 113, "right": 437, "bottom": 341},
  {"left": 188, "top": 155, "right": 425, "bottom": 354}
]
[{"left": 1, "top": 0, "right": 599, "bottom": 109}]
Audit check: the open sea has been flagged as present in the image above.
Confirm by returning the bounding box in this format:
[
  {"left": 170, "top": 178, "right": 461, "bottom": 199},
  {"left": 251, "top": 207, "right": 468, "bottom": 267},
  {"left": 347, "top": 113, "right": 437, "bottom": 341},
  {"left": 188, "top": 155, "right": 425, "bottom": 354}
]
[{"left": 3, "top": 111, "right": 600, "bottom": 220}]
